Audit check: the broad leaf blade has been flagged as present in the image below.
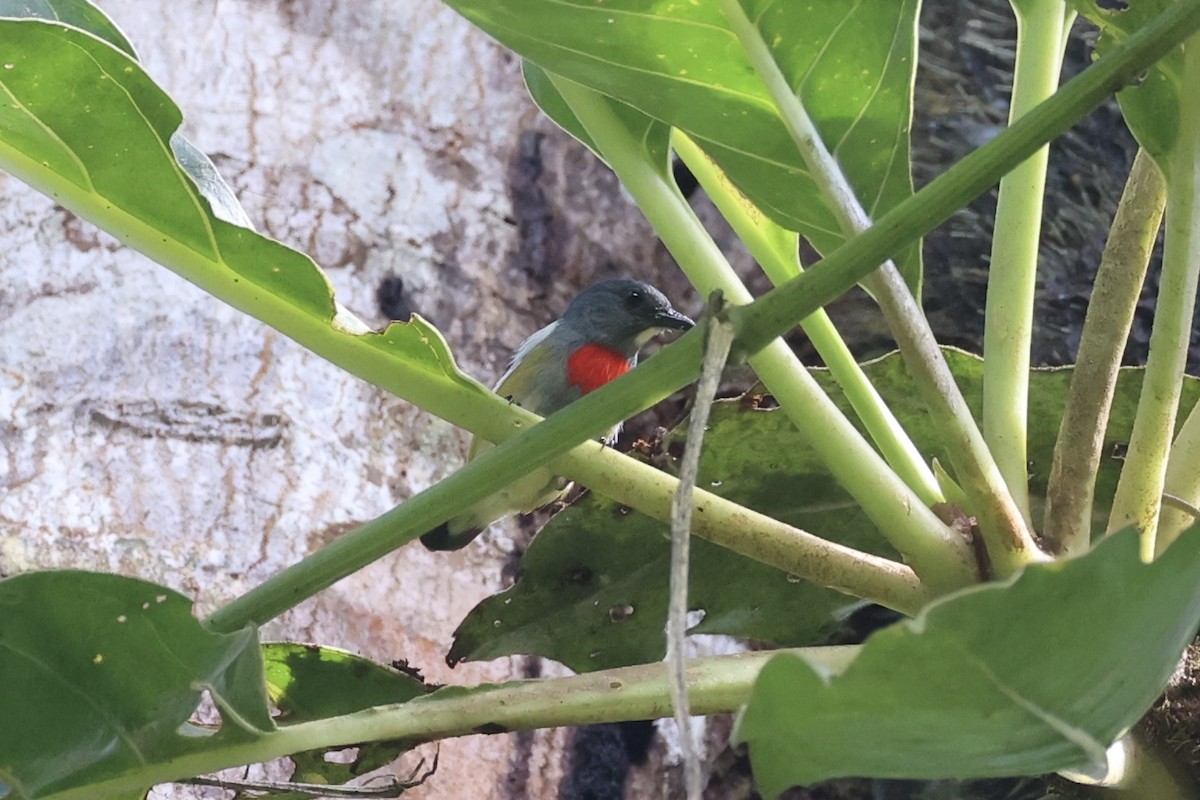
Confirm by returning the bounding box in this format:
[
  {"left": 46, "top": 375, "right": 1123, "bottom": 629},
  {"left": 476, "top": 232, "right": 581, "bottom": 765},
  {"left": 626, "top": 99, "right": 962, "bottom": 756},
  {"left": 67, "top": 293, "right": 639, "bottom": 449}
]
[
  {"left": 523, "top": 61, "right": 673, "bottom": 175},
  {"left": 264, "top": 643, "right": 428, "bottom": 724},
  {"left": 450, "top": 393, "right": 900, "bottom": 671},
  {"left": 0, "top": 571, "right": 270, "bottom": 798},
  {"left": 1, "top": 2, "right": 253, "bottom": 227},
  {"left": 450, "top": 0, "right": 922, "bottom": 287},
  {"left": 737, "top": 528, "right": 1200, "bottom": 794}
]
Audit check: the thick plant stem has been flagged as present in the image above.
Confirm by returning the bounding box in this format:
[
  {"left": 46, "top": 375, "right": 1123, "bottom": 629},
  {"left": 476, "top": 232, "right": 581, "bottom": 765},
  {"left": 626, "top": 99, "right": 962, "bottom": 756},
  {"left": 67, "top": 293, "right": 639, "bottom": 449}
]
[
  {"left": 669, "top": 313, "right": 734, "bottom": 800},
  {"left": 40, "top": 648, "right": 859, "bottom": 800},
  {"left": 550, "top": 74, "right": 978, "bottom": 592},
  {"left": 671, "top": 130, "right": 944, "bottom": 507},
  {"left": 1044, "top": 150, "right": 1165, "bottom": 556},
  {"left": 717, "top": 0, "right": 1043, "bottom": 576},
  {"left": 1108, "top": 36, "right": 1200, "bottom": 559},
  {"left": 982, "top": 0, "right": 1073, "bottom": 526}
]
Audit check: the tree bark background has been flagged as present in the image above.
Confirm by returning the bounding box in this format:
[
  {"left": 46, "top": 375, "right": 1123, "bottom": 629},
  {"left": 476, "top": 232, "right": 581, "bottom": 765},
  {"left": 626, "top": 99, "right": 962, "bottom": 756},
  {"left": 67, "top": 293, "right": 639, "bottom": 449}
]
[{"left": 0, "top": 1, "right": 708, "bottom": 797}]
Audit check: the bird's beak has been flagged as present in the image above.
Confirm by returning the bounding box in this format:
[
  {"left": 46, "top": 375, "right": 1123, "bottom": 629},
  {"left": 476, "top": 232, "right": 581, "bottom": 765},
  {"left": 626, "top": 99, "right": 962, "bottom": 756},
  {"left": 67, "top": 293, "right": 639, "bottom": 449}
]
[{"left": 655, "top": 307, "right": 694, "bottom": 332}]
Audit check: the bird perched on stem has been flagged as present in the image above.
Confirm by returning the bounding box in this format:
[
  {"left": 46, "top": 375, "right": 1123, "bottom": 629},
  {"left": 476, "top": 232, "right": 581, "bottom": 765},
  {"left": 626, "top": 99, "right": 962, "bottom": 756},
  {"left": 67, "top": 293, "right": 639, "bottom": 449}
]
[{"left": 420, "top": 278, "right": 694, "bottom": 551}]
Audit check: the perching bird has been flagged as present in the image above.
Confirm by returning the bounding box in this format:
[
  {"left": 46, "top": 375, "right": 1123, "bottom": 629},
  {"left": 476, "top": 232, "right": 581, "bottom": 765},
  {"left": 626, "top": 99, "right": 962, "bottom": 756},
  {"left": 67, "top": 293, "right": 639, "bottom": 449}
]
[{"left": 420, "top": 278, "right": 694, "bottom": 551}]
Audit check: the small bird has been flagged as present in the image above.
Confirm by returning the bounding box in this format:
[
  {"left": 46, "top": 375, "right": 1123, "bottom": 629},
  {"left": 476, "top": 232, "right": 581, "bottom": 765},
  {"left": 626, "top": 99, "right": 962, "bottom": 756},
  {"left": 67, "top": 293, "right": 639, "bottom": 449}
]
[{"left": 420, "top": 278, "right": 694, "bottom": 551}]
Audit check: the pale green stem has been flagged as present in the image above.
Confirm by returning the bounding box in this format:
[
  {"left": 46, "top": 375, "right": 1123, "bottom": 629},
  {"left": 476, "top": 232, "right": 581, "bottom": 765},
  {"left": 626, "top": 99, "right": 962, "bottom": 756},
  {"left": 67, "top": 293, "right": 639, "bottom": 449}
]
[
  {"left": 1160, "top": 408, "right": 1200, "bottom": 552},
  {"left": 669, "top": 313, "right": 734, "bottom": 800},
  {"left": 549, "top": 74, "right": 978, "bottom": 592},
  {"left": 1043, "top": 150, "right": 1165, "bottom": 556},
  {"left": 670, "top": 129, "right": 944, "bottom": 508},
  {"left": 1108, "top": 36, "right": 1200, "bottom": 559},
  {"left": 717, "top": 0, "right": 1042, "bottom": 576},
  {"left": 982, "top": 0, "right": 1074, "bottom": 526},
  {"left": 40, "top": 648, "right": 858, "bottom": 800}
]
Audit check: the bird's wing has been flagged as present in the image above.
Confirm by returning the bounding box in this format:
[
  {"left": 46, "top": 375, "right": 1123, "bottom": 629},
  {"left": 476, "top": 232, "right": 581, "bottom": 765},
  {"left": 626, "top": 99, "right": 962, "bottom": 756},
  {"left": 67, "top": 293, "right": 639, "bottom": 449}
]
[
  {"left": 494, "top": 321, "right": 560, "bottom": 392},
  {"left": 494, "top": 320, "right": 581, "bottom": 416}
]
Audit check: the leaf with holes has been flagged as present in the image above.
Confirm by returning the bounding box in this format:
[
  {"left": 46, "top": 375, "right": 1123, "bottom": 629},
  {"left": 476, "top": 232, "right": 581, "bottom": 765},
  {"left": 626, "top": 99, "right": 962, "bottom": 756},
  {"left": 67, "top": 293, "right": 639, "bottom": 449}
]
[
  {"left": 263, "top": 643, "right": 429, "bottom": 785},
  {"left": 449, "top": 489, "right": 890, "bottom": 672}
]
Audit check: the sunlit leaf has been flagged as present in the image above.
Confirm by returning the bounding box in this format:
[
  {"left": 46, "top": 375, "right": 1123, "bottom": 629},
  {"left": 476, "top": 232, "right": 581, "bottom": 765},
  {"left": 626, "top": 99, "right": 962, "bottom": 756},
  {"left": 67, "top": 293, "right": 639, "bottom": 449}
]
[
  {"left": 263, "top": 644, "right": 428, "bottom": 786},
  {"left": 0, "top": 0, "right": 136, "bottom": 56},
  {"left": 450, "top": 0, "right": 923, "bottom": 288},
  {"left": 0, "top": 17, "right": 483, "bottom": 409}
]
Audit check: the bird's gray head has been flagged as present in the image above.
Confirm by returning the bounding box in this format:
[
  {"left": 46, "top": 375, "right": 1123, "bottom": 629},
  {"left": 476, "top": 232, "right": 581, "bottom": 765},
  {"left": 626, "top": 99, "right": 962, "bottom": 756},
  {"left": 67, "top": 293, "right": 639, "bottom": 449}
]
[{"left": 561, "top": 279, "right": 694, "bottom": 356}]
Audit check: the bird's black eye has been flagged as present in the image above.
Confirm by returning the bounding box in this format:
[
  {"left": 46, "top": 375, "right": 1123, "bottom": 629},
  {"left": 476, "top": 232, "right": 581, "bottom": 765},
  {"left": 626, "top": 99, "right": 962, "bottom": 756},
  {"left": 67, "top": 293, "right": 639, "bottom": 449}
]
[{"left": 624, "top": 289, "right": 644, "bottom": 309}]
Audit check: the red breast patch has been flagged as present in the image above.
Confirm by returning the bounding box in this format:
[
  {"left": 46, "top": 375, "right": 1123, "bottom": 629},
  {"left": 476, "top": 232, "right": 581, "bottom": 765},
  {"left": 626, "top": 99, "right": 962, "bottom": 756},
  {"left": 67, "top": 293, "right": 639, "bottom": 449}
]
[{"left": 567, "top": 343, "right": 631, "bottom": 395}]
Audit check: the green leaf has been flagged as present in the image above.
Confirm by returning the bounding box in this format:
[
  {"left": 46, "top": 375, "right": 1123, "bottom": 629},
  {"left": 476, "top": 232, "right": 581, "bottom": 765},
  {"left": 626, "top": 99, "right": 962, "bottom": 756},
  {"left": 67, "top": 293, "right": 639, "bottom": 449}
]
[
  {"left": 450, "top": 352, "right": 1198, "bottom": 672},
  {"left": 0, "top": 571, "right": 270, "bottom": 798},
  {"left": 450, "top": 491, "right": 887, "bottom": 672},
  {"left": 1070, "top": 1, "right": 1183, "bottom": 169},
  {"left": 264, "top": 643, "right": 428, "bottom": 723},
  {"left": 0, "top": 18, "right": 484, "bottom": 414},
  {"left": 263, "top": 644, "right": 428, "bottom": 786},
  {"left": 523, "top": 61, "right": 600, "bottom": 156},
  {"left": 523, "top": 60, "right": 672, "bottom": 173},
  {"left": 448, "top": 0, "right": 922, "bottom": 287},
  {"left": 838, "top": 352, "right": 1199, "bottom": 529},
  {"left": 0, "top": 3, "right": 253, "bottom": 228},
  {"left": 0, "top": 0, "right": 136, "bottom": 56},
  {"left": 736, "top": 527, "right": 1200, "bottom": 793}
]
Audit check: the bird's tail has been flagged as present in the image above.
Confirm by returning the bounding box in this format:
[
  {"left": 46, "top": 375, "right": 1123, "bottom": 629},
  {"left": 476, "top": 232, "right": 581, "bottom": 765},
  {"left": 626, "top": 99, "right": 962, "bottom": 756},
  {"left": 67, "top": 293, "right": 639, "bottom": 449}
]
[{"left": 419, "top": 522, "right": 484, "bottom": 552}]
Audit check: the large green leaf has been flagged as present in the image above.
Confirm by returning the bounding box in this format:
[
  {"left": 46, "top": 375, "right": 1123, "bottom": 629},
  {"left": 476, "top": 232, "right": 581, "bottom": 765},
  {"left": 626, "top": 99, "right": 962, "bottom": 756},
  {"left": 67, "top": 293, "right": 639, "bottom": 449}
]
[
  {"left": 0, "top": 571, "right": 270, "bottom": 799},
  {"left": 737, "top": 527, "right": 1200, "bottom": 794},
  {"left": 448, "top": 0, "right": 922, "bottom": 288},
  {"left": 0, "top": 17, "right": 485, "bottom": 420},
  {"left": 1070, "top": 1, "right": 1183, "bottom": 170},
  {"left": 450, "top": 351, "right": 1198, "bottom": 672}
]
